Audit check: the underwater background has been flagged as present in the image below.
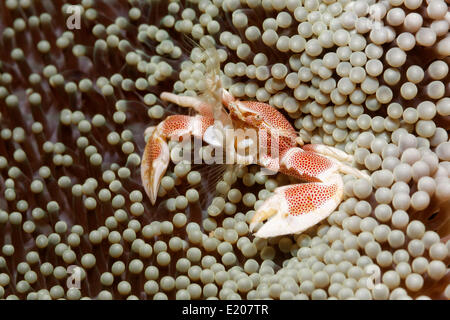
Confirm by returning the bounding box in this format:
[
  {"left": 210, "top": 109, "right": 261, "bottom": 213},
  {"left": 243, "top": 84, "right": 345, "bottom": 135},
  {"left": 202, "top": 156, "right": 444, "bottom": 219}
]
[{"left": 0, "top": 0, "right": 449, "bottom": 300}]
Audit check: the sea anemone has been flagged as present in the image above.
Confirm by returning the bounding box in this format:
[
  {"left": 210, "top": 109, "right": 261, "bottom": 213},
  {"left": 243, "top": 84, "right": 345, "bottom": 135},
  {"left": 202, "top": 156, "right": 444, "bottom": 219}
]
[{"left": 0, "top": 0, "right": 449, "bottom": 300}]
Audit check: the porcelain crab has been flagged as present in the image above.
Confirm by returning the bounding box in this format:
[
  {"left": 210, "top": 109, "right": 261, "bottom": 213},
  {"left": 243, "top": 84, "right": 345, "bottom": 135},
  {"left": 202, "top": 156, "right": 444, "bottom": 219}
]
[{"left": 141, "top": 89, "right": 370, "bottom": 238}]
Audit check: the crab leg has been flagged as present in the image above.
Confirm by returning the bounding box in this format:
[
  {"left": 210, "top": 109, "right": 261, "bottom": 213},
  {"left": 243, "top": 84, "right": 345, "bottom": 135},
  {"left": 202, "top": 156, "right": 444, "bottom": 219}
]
[
  {"left": 302, "top": 144, "right": 353, "bottom": 163},
  {"left": 142, "top": 89, "right": 235, "bottom": 205},
  {"left": 141, "top": 114, "right": 214, "bottom": 204},
  {"left": 160, "top": 92, "right": 216, "bottom": 117},
  {"left": 161, "top": 90, "right": 235, "bottom": 124}
]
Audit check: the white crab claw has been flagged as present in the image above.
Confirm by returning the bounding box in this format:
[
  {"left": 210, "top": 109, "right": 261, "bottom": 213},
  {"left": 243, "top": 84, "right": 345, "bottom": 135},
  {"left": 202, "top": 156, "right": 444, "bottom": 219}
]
[
  {"left": 141, "top": 133, "right": 170, "bottom": 205},
  {"left": 250, "top": 179, "right": 344, "bottom": 238}
]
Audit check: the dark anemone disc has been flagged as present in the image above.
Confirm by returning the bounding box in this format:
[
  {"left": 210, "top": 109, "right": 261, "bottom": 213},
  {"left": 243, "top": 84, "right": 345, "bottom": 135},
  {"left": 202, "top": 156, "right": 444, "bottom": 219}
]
[{"left": 0, "top": 0, "right": 449, "bottom": 300}]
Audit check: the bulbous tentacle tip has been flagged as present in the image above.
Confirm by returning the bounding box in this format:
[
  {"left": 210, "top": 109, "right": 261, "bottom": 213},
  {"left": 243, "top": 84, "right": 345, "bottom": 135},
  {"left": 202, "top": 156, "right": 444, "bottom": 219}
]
[{"left": 141, "top": 131, "right": 170, "bottom": 205}]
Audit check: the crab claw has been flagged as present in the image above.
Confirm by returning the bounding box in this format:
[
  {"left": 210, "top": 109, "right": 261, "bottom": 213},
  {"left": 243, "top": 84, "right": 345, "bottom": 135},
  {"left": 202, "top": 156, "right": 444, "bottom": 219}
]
[
  {"left": 250, "top": 175, "right": 344, "bottom": 238},
  {"left": 141, "top": 129, "right": 170, "bottom": 205},
  {"left": 141, "top": 114, "right": 215, "bottom": 204}
]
